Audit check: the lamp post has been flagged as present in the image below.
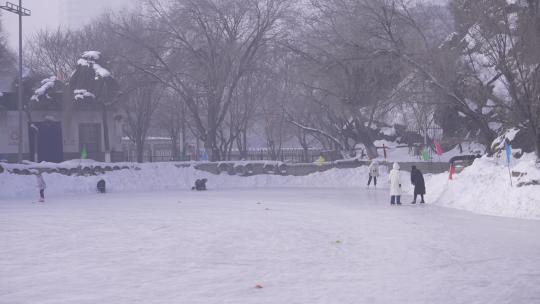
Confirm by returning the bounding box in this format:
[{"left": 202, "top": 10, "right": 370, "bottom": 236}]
[{"left": 0, "top": 1, "right": 31, "bottom": 163}]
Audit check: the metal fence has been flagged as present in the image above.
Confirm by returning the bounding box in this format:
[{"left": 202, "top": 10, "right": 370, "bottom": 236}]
[{"left": 124, "top": 148, "right": 340, "bottom": 163}]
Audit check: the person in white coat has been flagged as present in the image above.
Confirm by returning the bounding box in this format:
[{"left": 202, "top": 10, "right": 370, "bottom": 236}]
[
  {"left": 367, "top": 160, "right": 379, "bottom": 187},
  {"left": 388, "top": 162, "right": 402, "bottom": 205},
  {"left": 36, "top": 172, "right": 46, "bottom": 202}
]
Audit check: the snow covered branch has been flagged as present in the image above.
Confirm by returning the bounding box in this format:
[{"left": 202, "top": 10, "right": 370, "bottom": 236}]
[{"left": 31, "top": 76, "right": 56, "bottom": 102}]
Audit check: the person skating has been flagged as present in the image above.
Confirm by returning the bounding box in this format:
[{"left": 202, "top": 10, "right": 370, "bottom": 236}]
[
  {"left": 367, "top": 160, "right": 379, "bottom": 187},
  {"left": 410, "top": 166, "right": 426, "bottom": 204},
  {"left": 388, "top": 162, "right": 402, "bottom": 205},
  {"left": 35, "top": 171, "right": 46, "bottom": 202}
]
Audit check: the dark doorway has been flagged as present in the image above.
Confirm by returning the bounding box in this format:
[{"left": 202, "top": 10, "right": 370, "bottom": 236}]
[{"left": 29, "top": 121, "right": 64, "bottom": 163}]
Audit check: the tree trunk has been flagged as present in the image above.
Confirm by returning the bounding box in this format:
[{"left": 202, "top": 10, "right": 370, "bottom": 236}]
[
  {"left": 180, "top": 103, "right": 187, "bottom": 161},
  {"left": 236, "top": 129, "right": 248, "bottom": 160},
  {"left": 363, "top": 140, "right": 378, "bottom": 159},
  {"left": 101, "top": 103, "right": 111, "bottom": 162},
  {"left": 204, "top": 132, "right": 220, "bottom": 162},
  {"left": 536, "top": 132, "right": 540, "bottom": 160},
  {"left": 298, "top": 130, "right": 309, "bottom": 163},
  {"left": 136, "top": 138, "right": 144, "bottom": 163},
  {"left": 171, "top": 136, "right": 179, "bottom": 161}
]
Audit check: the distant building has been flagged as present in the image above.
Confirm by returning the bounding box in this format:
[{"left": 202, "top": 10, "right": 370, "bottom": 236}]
[{"left": 0, "top": 77, "right": 123, "bottom": 163}]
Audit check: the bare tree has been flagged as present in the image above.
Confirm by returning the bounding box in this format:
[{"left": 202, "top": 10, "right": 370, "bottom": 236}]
[
  {"left": 284, "top": 0, "right": 405, "bottom": 158},
  {"left": 122, "top": 79, "right": 162, "bottom": 163},
  {"left": 111, "top": 0, "right": 291, "bottom": 161},
  {"left": 154, "top": 91, "right": 190, "bottom": 161},
  {"left": 25, "top": 28, "right": 81, "bottom": 80},
  {"left": 451, "top": 0, "right": 540, "bottom": 157}
]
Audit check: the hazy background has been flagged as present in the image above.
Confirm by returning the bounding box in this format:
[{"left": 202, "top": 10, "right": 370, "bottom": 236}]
[{"left": 2, "top": 0, "right": 134, "bottom": 49}]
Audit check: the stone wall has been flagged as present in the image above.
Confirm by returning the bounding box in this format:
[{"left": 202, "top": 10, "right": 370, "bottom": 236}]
[
  {"left": 195, "top": 160, "right": 450, "bottom": 176},
  {"left": 0, "top": 160, "right": 450, "bottom": 177}
]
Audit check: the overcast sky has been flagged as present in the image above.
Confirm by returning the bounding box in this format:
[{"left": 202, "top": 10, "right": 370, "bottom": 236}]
[
  {"left": 2, "top": 0, "right": 134, "bottom": 49},
  {"left": 2, "top": 0, "right": 447, "bottom": 50}
]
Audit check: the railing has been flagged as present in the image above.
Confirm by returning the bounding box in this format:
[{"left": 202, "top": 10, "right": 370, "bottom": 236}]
[{"left": 123, "top": 148, "right": 340, "bottom": 163}]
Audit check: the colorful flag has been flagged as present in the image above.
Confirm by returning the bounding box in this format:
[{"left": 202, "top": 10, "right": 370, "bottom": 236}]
[
  {"left": 81, "top": 146, "right": 88, "bottom": 159},
  {"left": 434, "top": 140, "right": 443, "bottom": 156},
  {"left": 505, "top": 141, "right": 511, "bottom": 166},
  {"left": 200, "top": 150, "right": 209, "bottom": 161},
  {"left": 504, "top": 140, "right": 513, "bottom": 187},
  {"left": 422, "top": 149, "right": 430, "bottom": 161}
]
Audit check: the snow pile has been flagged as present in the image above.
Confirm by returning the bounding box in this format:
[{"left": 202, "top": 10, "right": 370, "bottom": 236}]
[
  {"left": 370, "top": 140, "right": 484, "bottom": 163},
  {"left": 0, "top": 163, "right": 414, "bottom": 199},
  {"left": 31, "top": 76, "right": 56, "bottom": 102},
  {"left": 2, "top": 155, "right": 538, "bottom": 220},
  {"left": 425, "top": 153, "right": 540, "bottom": 220}
]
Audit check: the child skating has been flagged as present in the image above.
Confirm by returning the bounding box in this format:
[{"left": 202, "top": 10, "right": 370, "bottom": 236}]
[
  {"left": 367, "top": 160, "right": 379, "bottom": 187},
  {"left": 35, "top": 171, "right": 46, "bottom": 202}
]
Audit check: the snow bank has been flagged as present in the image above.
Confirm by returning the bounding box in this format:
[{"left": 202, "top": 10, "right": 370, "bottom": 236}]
[
  {"left": 370, "top": 141, "right": 484, "bottom": 163},
  {"left": 2, "top": 155, "right": 538, "bottom": 220},
  {"left": 0, "top": 163, "right": 391, "bottom": 199},
  {"left": 425, "top": 154, "right": 540, "bottom": 220}
]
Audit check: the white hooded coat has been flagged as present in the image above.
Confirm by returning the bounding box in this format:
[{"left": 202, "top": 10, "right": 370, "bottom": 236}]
[
  {"left": 388, "top": 162, "right": 401, "bottom": 196},
  {"left": 36, "top": 174, "right": 46, "bottom": 190},
  {"left": 368, "top": 161, "right": 379, "bottom": 177}
]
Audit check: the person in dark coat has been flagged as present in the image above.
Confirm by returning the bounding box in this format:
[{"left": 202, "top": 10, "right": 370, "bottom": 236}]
[
  {"left": 192, "top": 179, "right": 208, "bottom": 191},
  {"left": 410, "top": 166, "right": 426, "bottom": 204}
]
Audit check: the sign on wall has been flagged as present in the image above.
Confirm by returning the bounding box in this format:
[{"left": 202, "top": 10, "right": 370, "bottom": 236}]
[{"left": 8, "top": 130, "right": 19, "bottom": 146}]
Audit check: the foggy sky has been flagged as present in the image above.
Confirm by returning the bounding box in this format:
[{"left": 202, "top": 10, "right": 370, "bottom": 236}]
[
  {"left": 2, "top": 0, "right": 448, "bottom": 50},
  {"left": 2, "top": 0, "right": 134, "bottom": 49}
]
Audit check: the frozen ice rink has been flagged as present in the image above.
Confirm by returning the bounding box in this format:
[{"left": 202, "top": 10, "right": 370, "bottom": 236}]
[{"left": 1, "top": 188, "right": 539, "bottom": 304}]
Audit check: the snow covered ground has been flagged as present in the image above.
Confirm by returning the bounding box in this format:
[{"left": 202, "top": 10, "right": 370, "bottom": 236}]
[
  {"left": 1, "top": 188, "right": 539, "bottom": 304},
  {"left": 426, "top": 153, "right": 540, "bottom": 220}
]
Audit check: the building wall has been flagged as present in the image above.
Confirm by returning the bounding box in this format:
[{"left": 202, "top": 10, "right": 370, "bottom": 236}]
[{"left": 0, "top": 109, "right": 123, "bottom": 162}]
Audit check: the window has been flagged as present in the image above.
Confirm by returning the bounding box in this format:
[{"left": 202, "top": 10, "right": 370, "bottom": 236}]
[{"left": 79, "top": 123, "right": 101, "bottom": 152}]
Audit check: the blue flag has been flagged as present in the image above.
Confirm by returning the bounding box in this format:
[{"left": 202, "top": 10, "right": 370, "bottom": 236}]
[
  {"left": 200, "top": 150, "right": 209, "bottom": 161},
  {"left": 505, "top": 141, "right": 511, "bottom": 166}
]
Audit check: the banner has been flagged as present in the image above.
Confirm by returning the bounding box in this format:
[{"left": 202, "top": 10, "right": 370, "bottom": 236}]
[
  {"left": 505, "top": 140, "right": 513, "bottom": 187},
  {"left": 505, "top": 141, "right": 511, "bottom": 165},
  {"left": 81, "top": 146, "right": 88, "bottom": 159},
  {"left": 434, "top": 140, "right": 443, "bottom": 156},
  {"left": 449, "top": 163, "right": 455, "bottom": 180},
  {"left": 422, "top": 149, "right": 430, "bottom": 161}
]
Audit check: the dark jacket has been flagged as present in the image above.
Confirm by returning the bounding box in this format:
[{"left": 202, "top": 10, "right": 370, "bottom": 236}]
[{"left": 411, "top": 168, "right": 426, "bottom": 195}]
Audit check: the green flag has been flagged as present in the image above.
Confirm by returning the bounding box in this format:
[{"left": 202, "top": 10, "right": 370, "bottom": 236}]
[
  {"left": 81, "top": 146, "right": 88, "bottom": 159},
  {"left": 422, "top": 149, "right": 430, "bottom": 161}
]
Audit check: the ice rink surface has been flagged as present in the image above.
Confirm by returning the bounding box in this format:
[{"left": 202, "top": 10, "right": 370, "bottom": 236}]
[{"left": 1, "top": 188, "right": 540, "bottom": 304}]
